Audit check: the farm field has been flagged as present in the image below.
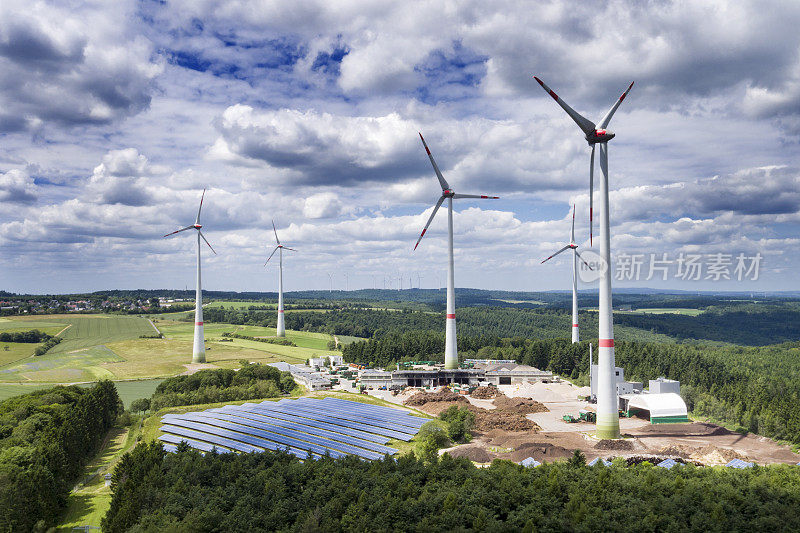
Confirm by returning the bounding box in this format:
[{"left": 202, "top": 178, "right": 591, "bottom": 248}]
[
  {"left": 205, "top": 300, "right": 276, "bottom": 309},
  {"left": 0, "top": 379, "right": 163, "bottom": 406},
  {"left": 0, "top": 314, "right": 338, "bottom": 382}
]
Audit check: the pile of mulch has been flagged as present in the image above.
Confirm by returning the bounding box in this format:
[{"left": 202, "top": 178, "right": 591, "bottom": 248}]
[
  {"left": 404, "top": 390, "right": 468, "bottom": 407},
  {"left": 446, "top": 446, "right": 492, "bottom": 463},
  {"left": 474, "top": 410, "right": 539, "bottom": 432},
  {"left": 471, "top": 386, "right": 499, "bottom": 399},
  {"left": 658, "top": 445, "right": 689, "bottom": 458},
  {"left": 493, "top": 393, "right": 549, "bottom": 414},
  {"left": 595, "top": 439, "right": 635, "bottom": 451}
]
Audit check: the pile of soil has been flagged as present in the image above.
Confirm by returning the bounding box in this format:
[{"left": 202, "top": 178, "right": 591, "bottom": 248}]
[
  {"left": 493, "top": 393, "right": 549, "bottom": 414},
  {"left": 404, "top": 390, "right": 468, "bottom": 407},
  {"left": 595, "top": 439, "right": 635, "bottom": 451},
  {"left": 689, "top": 445, "right": 746, "bottom": 465},
  {"left": 447, "top": 446, "right": 492, "bottom": 463},
  {"left": 474, "top": 410, "right": 539, "bottom": 432},
  {"left": 509, "top": 442, "right": 572, "bottom": 462},
  {"left": 471, "top": 386, "right": 499, "bottom": 399},
  {"left": 658, "top": 445, "right": 689, "bottom": 458}
]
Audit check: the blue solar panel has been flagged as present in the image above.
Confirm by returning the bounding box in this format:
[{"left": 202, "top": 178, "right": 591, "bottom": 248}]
[
  {"left": 161, "top": 419, "right": 319, "bottom": 459},
  {"left": 159, "top": 433, "right": 221, "bottom": 453},
  {"left": 249, "top": 402, "right": 415, "bottom": 441},
  {"left": 300, "top": 400, "right": 428, "bottom": 430},
  {"left": 284, "top": 400, "right": 422, "bottom": 434},
  {"left": 160, "top": 424, "right": 260, "bottom": 454},
  {"left": 173, "top": 413, "right": 383, "bottom": 461},
  {"left": 162, "top": 443, "right": 179, "bottom": 453},
  {"left": 252, "top": 401, "right": 417, "bottom": 440},
  {"left": 219, "top": 405, "right": 392, "bottom": 444},
  {"left": 317, "top": 398, "right": 428, "bottom": 427},
  {"left": 198, "top": 410, "right": 398, "bottom": 456}
]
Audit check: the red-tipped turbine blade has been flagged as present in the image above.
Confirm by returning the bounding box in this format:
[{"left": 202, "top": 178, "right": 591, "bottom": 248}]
[
  {"left": 452, "top": 193, "right": 500, "bottom": 200},
  {"left": 575, "top": 250, "right": 593, "bottom": 270},
  {"left": 589, "top": 144, "right": 595, "bottom": 247},
  {"left": 163, "top": 225, "right": 195, "bottom": 238},
  {"left": 541, "top": 245, "right": 571, "bottom": 264},
  {"left": 532, "top": 76, "right": 596, "bottom": 136},
  {"left": 272, "top": 219, "right": 280, "bottom": 245},
  {"left": 199, "top": 231, "right": 216, "bottom": 255},
  {"left": 418, "top": 133, "right": 451, "bottom": 191},
  {"left": 414, "top": 196, "right": 445, "bottom": 251},
  {"left": 196, "top": 188, "right": 206, "bottom": 224},
  {"left": 598, "top": 81, "right": 635, "bottom": 129},
  {"left": 264, "top": 246, "right": 279, "bottom": 265}
]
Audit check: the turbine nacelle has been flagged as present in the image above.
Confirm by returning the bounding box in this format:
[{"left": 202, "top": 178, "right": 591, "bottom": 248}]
[
  {"left": 587, "top": 129, "right": 615, "bottom": 144},
  {"left": 193, "top": 224, "right": 202, "bottom": 230}
]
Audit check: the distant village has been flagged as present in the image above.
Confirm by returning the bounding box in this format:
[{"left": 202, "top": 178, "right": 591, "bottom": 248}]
[{"left": 0, "top": 296, "right": 193, "bottom": 316}]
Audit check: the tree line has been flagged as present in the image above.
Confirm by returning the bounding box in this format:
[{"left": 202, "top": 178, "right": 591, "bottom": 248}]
[
  {"left": 0, "top": 382, "right": 122, "bottom": 532},
  {"left": 149, "top": 362, "right": 298, "bottom": 411},
  {"left": 0, "top": 329, "right": 52, "bottom": 343},
  {"left": 103, "top": 441, "right": 800, "bottom": 532}
]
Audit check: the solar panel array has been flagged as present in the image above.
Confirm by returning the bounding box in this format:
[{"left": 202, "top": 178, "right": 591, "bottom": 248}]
[{"left": 159, "top": 397, "right": 427, "bottom": 460}]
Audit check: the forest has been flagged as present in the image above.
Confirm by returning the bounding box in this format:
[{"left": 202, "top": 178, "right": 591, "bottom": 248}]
[
  {"left": 0, "top": 382, "right": 122, "bottom": 532},
  {"left": 104, "top": 441, "right": 800, "bottom": 532},
  {"left": 201, "top": 303, "right": 800, "bottom": 346},
  {"left": 149, "top": 362, "right": 298, "bottom": 411}
]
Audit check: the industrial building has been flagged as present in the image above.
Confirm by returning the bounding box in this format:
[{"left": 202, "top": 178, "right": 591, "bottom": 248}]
[
  {"left": 268, "top": 362, "right": 333, "bottom": 391},
  {"left": 590, "top": 366, "right": 689, "bottom": 424},
  {"left": 359, "top": 362, "right": 553, "bottom": 389}
]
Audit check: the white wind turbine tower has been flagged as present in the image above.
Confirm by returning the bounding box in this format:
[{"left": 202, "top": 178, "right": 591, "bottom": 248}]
[
  {"left": 541, "top": 205, "right": 592, "bottom": 343},
  {"left": 163, "top": 189, "right": 216, "bottom": 363},
  {"left": 265, "top": 220, "right": 296, "bottom": 337},
  {"left": 533, "top": 76, "right": 634, "bottom": 439},
  {"left": 414, "top": 133, "right": 499, "bottom": 369}
]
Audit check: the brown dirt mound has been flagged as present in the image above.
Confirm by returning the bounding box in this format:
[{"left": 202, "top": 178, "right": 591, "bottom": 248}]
[
  {"left": 471, "top": 386, "right": 499, "bottom": 399},
  {"left": 404, "top": 390, "right": 468, "bottom": 407},
  {"left": 510, "top": 442, "right": 572, "bottom": 462},
  {"left": 658, "top": 445, "right": 689, "bottom": 458},
  {"left": 595, "top": 439, "right": 635, "bottom": 451},
  {"left": 474, "top": 411, "right": 539, "bottom": 432},
  {"left": 447, "top": 446, "right": 492, "bottom": 463},
  {"left": 493, "top": 393, "right": 549, "bottom": 414}
]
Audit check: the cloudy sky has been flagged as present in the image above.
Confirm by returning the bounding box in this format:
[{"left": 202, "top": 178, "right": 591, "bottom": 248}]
[{"left": 1, "top": 0, "right": 799, "bottom": 294}]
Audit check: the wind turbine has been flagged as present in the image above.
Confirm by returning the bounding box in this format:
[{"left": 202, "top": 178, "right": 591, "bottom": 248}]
[
  {"left": 533, "top": 76, "right": 634, "bottom": 439},
  {"left": 163, "top": 188, "right": 216, "bottom": 363},
  {"left": 414, "top": 133, "right": 499, "bottom": 369},
  {"left": 541, "top": 205, "right": 592, "bottom": 343},
  {"left": 265, "top": 220, "right": 296, "bottom": 337}
]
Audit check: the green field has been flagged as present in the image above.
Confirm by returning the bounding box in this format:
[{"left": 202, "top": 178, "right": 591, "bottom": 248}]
[
  {"left": 206, "top": 300, "right": 275, "bottom": 309},
  {"left": 0, "top": 314, "right": 338, "bottom": 383}
]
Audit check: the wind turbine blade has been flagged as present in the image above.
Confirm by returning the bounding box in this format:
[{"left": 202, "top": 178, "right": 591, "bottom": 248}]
[
  {"left": 283, "top": 247, "right": 297, "bottom": 252},
  {"left": 272, "top": 219, "right": 280, "bottom": 245},
  {"left": 418, "top": 133, "right": 450, "bottom": 191},
  {"left": 196, "top": 188, "right": 206, "bottom": 224},
  {"left": 598, "top": 81, "right": 634, "bottom": 129},
  {"left": 199, "top": 231, "right": 216, "bottom": 255},
  {"left": 589, "top": 144, "right": 595, "bottom": 247},
  {"left": 575, "top": 250, "right": 593, "bottom": 270},
  {"left": 541, "top": 245, "right": 572, "bottom": 264},
  {"left": 163, "top": 225, "right": 195, "bottom": 238},
  {"left": 452, "top": 193, "right": 499, "bottom": 199},
  {"left": 413, "top": 196, "right": 445, "bottom": 251},
  {"left": 571, "top": 203, "right": 576, "bottom": 243},
  {"left": 265, "top": 246, "right": 279, "bottom": 265},
  {"left": 533, "top": 76, "right": 596, "bottom": 136}
]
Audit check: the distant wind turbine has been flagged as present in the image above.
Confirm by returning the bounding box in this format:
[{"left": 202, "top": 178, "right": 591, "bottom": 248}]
[
  {"left": 533, "top": 75, "right": 634, "bottom": 439},
  {"left": 414, "top": 133, "right": 499, "bottom": 369},
  {"left": 163, "top": 188, "right": 216, "bottom": 363},
  {"left": 265, "top": 220, "right": 296, "bottom": 337},
  {"left": 541, "top": 205, "right": 592, "bottom": 343}
]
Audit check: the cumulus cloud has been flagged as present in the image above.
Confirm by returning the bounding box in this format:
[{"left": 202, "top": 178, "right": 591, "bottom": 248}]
[
  {"left": 0, "top": 168, "right": 37, "bottom": 204},
  {"left": 0, "top": 0, "right": 162, "bottom": 132},
  {"left": 302, "top": 192, "right": 343, "bottom": 219}
]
